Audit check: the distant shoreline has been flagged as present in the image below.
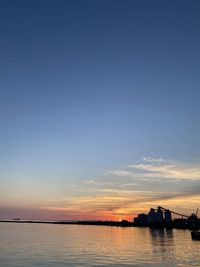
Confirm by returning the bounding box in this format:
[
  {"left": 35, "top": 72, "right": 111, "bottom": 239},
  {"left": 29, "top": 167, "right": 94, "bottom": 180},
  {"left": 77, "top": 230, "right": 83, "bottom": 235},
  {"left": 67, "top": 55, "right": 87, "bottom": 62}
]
[
  {"left": 0, "top": 219, "right": 132, "bottom": 227},
  {"left": 0, "top": 219, "right": 199, "bottom": 230}
]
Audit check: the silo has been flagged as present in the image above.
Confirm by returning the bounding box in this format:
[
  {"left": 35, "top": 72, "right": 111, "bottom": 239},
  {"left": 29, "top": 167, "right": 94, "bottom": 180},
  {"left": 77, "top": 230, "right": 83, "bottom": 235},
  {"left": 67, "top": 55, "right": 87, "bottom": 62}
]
[
  {"left": 165, "top": 209, "right": 172, "bottom": 224},
  {"left": 156, "top": 207, "right": 164, "bottom": 223},
  {"left": 148, "top": 208, "right": 157, "bottom": 223}
]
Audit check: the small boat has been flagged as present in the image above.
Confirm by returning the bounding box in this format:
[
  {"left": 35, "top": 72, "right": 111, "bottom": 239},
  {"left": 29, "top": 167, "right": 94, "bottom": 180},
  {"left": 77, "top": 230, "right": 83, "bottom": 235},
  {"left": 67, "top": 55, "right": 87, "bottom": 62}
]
[{"left": 191, "top": 231, "right": 200, "bottom": 240}]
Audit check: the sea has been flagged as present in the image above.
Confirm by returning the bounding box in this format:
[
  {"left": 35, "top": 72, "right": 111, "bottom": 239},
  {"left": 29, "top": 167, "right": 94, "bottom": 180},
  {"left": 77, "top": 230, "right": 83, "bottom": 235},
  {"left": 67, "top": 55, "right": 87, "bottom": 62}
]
[{"left": 0, "top": 222, "right": 199, "bottom": 267}]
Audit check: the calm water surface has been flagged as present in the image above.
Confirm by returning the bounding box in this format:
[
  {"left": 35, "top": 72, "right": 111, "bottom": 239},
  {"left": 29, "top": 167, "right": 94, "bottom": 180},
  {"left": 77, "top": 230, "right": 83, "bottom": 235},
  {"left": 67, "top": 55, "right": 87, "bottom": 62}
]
[{"left": 0, "top": 223, "right": 200, "bottom": 267}]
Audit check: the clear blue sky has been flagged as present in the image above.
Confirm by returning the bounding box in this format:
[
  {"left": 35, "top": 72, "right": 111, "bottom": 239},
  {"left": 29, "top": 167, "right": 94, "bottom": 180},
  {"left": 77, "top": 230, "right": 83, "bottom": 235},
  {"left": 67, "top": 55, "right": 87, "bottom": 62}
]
[{"left": 0, "top": 0, "right": 200, "bottom": 220}]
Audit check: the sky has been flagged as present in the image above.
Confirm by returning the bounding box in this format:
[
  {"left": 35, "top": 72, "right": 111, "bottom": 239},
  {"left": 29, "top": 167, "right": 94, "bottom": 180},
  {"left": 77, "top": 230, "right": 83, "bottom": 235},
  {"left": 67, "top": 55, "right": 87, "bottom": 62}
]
[{"left": 0, "top": 0, "right": 200, "bottom": 221}]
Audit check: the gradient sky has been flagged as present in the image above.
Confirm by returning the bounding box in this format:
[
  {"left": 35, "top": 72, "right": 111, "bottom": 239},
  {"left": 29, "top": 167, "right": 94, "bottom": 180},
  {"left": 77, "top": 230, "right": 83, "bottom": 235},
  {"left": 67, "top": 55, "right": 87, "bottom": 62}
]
[{"left": 1, "top": 0, "right": 200, "bottom": 220}]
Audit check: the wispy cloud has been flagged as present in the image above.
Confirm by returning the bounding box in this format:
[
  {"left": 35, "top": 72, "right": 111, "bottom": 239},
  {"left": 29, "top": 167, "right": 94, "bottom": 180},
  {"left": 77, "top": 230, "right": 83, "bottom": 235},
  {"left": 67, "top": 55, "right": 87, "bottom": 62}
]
[
  {"left": 109, "top": 157, "right": 200, "bottom": 181},
  {"left": 83, "top": 179, "right": 102, "bottom": 186},
  {"left": 40, "top": 190, "right": 200, "bottom": 219},
  {"left": 40, "top": 157, "right": 200, "bottom": 220},
  {"left": 83, "top": 179, "right": 117, "bottom": 186}
]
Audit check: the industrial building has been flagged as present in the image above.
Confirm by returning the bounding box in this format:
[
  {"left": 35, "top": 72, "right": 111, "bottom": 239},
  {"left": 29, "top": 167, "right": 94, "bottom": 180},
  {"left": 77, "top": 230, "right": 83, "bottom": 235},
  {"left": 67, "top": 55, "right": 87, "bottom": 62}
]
[
  {"left": 134, "top": 206, "right": 172, "bottom": 228},
  {"left": 133, "top": 206, "right": 199, "bottom": 229}
]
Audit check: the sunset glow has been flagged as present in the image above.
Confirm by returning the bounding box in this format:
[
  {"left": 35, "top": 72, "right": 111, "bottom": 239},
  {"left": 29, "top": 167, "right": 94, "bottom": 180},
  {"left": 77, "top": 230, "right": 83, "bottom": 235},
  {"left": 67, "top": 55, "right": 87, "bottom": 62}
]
[{"left": 0, "top": 0, "right": 200, "bottom": 222}]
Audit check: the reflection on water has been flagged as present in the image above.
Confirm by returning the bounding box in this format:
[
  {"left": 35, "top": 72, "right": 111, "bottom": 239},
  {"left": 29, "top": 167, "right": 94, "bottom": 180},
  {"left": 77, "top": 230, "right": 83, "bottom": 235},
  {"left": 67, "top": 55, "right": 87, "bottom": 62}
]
[
  {"left": 148, "top": 229, "right": 174, "bottom": 264},
  {"left": 0, "top": 223, "right": 200, "bottom": 266}
]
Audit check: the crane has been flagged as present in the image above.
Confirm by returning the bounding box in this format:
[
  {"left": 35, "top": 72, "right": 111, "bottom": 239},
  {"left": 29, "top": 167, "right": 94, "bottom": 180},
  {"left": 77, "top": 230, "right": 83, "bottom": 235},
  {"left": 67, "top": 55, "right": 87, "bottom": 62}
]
[{"left": 157, "top": 206, "right": 189, "bottom": 218}]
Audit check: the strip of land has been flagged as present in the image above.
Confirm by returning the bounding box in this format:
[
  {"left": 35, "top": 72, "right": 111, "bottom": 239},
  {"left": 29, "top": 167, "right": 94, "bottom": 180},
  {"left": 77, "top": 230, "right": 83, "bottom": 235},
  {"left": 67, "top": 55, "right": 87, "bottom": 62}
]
[{"left": 0, "top": 219, "right": 199, "bottom": 229}]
